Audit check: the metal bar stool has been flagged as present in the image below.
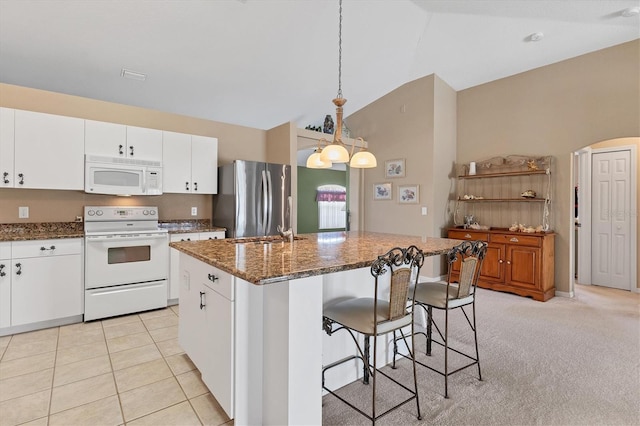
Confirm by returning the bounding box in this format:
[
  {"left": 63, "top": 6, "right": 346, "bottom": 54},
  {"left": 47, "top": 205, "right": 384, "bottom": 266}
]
[
  {"left": 322, "top": 246, "right": 424, "bottom": 425},
  {"left": 396, "top": 240, "right": 487, "bottom": 398}
]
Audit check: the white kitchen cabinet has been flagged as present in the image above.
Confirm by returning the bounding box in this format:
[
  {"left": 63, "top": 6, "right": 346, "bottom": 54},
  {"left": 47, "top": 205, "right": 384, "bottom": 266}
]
[
  {"left": 191, "top": 135, "right": 218, "bottom": 194},
  {"left": 168, "top": 231, "right": 225, "bottom": 302},
  {"left": 0, "top": 242, "right": 11, "bottom": 328},
  {"left": 13, "top": 110, "right": 85, "bottom": 190},
  {"left": 178, "top": 253, "right": 234, "bottom": 417},
  {"left": 126, "top": 126, "right": 162, "bottom": 161},
  {"left": 10, "top": 239, "right": 83, "bottom": 327},
  {"left": 85, "top": 119, "right": 127, "bottom": 157},
  {"left": 0, "top": 107, "right": 15, "bottom": 188},
  {"left": 162, "top": 131, "right": 218, "bottom": 194},
  {"left": 85, "top": 120, "right": 162, "bottom": 161}
]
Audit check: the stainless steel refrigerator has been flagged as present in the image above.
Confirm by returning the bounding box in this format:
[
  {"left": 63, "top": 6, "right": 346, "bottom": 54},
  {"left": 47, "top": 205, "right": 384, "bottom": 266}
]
[{"left": 213, "top": 160, "right": 292, "bottom": 238}]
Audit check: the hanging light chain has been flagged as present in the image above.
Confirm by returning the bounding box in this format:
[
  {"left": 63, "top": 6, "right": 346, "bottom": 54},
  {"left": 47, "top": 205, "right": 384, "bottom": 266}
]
[{"left": 337, "top": 0, "right": 343, "bottom": 99}]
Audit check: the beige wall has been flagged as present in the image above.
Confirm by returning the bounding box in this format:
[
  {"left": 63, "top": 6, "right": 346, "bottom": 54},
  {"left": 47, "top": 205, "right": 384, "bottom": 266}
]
[
  {"left": 346, "top": 75, "right": 458, "bottom": 277},
  {"left": 457, "top": 40, "right": 640, "bottom": 293},
  {"left": 0, "top": 83, "right": 268, "bottom": 223}
]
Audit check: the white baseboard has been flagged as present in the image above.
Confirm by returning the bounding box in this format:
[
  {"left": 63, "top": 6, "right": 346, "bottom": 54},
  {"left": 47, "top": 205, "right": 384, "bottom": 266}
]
[{"left": 555, "top": 290, "right": 575, "bottom": 298}]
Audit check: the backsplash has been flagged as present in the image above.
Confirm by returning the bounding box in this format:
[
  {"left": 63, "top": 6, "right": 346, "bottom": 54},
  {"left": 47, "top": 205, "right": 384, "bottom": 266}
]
[{"left": 0, "top": 188, "right": 212, "bottom": 223}]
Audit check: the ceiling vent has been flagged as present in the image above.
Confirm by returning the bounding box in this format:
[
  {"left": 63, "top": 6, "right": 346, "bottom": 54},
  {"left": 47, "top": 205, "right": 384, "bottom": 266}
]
[{"left": 120, "top": 68, "right": 147, "bottom": 81}]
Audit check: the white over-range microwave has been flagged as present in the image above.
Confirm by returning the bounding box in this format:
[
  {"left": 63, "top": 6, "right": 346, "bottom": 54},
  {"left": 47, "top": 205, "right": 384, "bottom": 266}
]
[{"left": 85, "top": 155, "right": 163, "bottom": 195}]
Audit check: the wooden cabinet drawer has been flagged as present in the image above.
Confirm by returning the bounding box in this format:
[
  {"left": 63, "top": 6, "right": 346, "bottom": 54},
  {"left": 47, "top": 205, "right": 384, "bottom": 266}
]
[
  {"left": 448, "top": 230, "right": 489, "bottom": 242},
  {"left": 202, "top": 266, "right": 234, "bottom": 301},
  {"left": 490, "top": 234, "right": 541, "bottom": 247}
]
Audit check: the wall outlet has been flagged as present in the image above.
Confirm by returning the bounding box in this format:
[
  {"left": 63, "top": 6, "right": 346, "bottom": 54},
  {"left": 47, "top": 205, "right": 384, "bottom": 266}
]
[
  {"left": 421, "top": 206, "right": 427, "bottom": 216},
  {"left": 191, "top": 207, "right": 197, "bottom": 216},
  {"left": 18, "top": 206, "right": 29, "bottom": 218}
]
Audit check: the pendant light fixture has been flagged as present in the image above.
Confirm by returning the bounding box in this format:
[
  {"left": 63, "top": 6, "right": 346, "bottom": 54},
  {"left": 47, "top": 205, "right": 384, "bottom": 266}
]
[{"left": 307, "top": 0, "right": 377, "bottom": 169}]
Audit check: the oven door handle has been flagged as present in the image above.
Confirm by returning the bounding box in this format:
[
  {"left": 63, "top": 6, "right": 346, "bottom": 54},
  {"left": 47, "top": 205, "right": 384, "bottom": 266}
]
[{"left": 85, "top": 234, "right": 168, "bottom": 242}]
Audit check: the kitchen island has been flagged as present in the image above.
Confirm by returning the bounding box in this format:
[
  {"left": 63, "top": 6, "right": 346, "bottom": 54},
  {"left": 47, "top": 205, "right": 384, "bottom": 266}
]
[{"left": 170, "top": 231, "right": 461, "bottom": 425}]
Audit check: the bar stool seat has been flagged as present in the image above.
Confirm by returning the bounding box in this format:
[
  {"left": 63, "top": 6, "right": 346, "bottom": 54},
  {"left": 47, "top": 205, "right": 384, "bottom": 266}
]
[{"left": 322, "top": 245, "right": 425, "bottom": 425}]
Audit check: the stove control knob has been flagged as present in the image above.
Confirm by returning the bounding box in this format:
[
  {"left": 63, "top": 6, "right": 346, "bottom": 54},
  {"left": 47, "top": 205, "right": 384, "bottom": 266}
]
[
  {"left": 96, "top": 210, "right": 103, "bottom": 216},
  {"left": 143, "top": 210, "right": 149, "bottom": 215},
  {"left": 150, "top": 210, "right": 156, "bottom": 216},
  {"left": 87, "top": 210, "right": 95, "bottom": 216}
]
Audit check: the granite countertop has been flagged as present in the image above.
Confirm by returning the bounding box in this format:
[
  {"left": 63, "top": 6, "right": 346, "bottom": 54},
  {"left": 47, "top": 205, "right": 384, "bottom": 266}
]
[
  {"left": 0, "top": 219, "right": 226, "bottom": 242},
  {"left": 158, "top": 220, "right": 226, "bottom": 234},
  {"left": 0, "top": 222, "right": 85, "bottom": 242},
  {"left": 170, "top": 231, "right": 462, "bottom": 285}
]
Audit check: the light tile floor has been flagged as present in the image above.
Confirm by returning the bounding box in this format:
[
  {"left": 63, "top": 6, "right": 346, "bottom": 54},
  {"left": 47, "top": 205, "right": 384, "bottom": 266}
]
[{"left": 0, "top": 305, "right": 233, "bottom": 426}]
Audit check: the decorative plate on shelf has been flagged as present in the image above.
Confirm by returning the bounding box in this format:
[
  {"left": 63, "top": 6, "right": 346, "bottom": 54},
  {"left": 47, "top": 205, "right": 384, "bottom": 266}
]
[{"left": 520, "top": 189, "right": 536, "bottom": 198}]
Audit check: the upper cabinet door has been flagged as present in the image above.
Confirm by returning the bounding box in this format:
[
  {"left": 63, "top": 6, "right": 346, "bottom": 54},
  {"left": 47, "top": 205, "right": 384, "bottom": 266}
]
[
  {"left": 163, "top": 131, "right": 193, "bottom": 193},
  {"left": 126, "top": 126, "right": 162, "bottom": 161},
  {"left": 0, "top": 107, "right": 15, "bottom": 188},
  {"left": 85, "top": 119, "right": 127, "bottom": 158},
  {"left": 191, "top": 135, "right": 218, "bottom": 194},
  {"left": 14, "top": 110, "right": 84, "bottom": 190}
]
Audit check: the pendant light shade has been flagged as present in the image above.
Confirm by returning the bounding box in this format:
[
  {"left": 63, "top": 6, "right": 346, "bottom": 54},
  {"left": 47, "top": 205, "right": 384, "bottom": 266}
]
[
  {"left": 306, "top": 151, "right": 332, "bottom": 169},
  {"left": 320, "top": 143, "right": 350, "bottom": 163},
  {"left": 350, "top": 150, "right": 377, "bottom": 168}
]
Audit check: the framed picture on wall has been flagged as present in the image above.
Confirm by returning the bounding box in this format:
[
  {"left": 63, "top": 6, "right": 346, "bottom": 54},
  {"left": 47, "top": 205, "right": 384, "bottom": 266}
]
[
  {"left": 373, "top": 183, "right": 392, "bottom": 200},
  {"left": 385, "top": 159, "right": 405, "bottom": 178},
  {"left": 398, "top": 184, "right": 419, "bottom": 204}
]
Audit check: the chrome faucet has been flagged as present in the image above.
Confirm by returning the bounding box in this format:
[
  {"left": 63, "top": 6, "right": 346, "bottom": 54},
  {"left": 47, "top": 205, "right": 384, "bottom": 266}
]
[{"left": 277, "top": 195, "right": 294, "bottom": 243}]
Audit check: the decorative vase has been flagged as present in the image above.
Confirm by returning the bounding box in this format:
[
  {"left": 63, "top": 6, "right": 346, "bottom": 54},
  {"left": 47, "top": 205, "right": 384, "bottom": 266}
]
[{"left": 323, "top": 115, "right": 334, "bottom": 134}]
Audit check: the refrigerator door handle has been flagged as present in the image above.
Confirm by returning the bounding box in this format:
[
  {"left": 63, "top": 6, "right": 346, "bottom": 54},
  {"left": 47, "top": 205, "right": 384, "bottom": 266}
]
[
  {"left": 266, "top": 170, "right": 273, "bottom": 233},
  {"left": 261, "top": 170, "right": 268, "bottom": 235}
]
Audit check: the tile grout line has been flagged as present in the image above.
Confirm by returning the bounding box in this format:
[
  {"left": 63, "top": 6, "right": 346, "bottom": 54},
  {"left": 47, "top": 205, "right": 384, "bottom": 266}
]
[
  {"left": 45, "top": 325, "right": 60, "bottom": 424},
  {"left": 105, "top": 315, "right": 132, "bottom": 426}
]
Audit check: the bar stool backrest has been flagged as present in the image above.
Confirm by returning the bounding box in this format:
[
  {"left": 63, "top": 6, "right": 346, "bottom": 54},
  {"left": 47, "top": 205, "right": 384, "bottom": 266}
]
[{"left": 445, "top": 241, "right": 487, "bottom": 299}]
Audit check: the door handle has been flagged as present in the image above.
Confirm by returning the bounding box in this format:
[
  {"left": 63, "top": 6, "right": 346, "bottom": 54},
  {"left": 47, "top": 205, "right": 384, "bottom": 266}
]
[
  {"left": 199, "top": 291, "right": 205, "bottom": 309},
  {"left": 208, "top": 273, "right": 218, "bottom": 282},
  {"left": 15, "top": 262, "right": 22, "bottom": 275},
  {"left": 18, "top": 173, "right": 24, "bottom": 185},
  {"left": 2, "top": 172, "right": 8, "bottom": 184},
  {"left": 185, "top": 182, "right": 189, "bottom": 191},
  {"left": 194, "top": 182, "right": 198, "bottom": 191},
  {"left": 0, "top": 264, "right": 5, "bottom": 277},
  {"left": 129, "top": 146, "right": 134, "bottom": 156},
  {"left": 119, "top": 144, "right": 124, "bottom": 155}
]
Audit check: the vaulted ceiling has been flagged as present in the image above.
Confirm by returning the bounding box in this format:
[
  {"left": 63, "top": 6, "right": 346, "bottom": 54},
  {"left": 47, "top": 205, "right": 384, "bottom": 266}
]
[{"left": 1, "top": 0, "right": 638, "bottom": 130}]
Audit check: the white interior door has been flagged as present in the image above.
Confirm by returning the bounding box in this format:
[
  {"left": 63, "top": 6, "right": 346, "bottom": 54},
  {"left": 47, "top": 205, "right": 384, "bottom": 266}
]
[{"left": 591, "top": 150, "right": 631, "bottom": 290}]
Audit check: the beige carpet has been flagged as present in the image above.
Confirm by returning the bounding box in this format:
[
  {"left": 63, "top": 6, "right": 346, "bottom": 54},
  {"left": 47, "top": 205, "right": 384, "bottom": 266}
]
[{"left": 322, "top": 284, "right": 640, "bottom": 425}]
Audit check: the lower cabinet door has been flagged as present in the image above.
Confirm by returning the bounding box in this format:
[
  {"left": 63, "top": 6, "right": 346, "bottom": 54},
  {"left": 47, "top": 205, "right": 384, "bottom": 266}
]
[
  {"left": 178, "top": 266, "right": 205, "bottom": 368},
  {"left": 506, "top": 245, "right": 541, "bottom": 289},
  {"left": 11, "top": 254, "right": 82, "bottom": 326},
  {"left": 201, "top": 285, "right": 234, "bottom": 418},
  {"left": 480, "top": 243, "right": 505, "bottom": 282}
]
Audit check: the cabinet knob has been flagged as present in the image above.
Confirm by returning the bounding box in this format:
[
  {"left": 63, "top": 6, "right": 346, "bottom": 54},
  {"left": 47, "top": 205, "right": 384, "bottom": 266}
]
[
  {"left": 15, "top": 262, "right": 22, "bottom": 275},
  {"left": 208, "top": 273, "right": 218, "bottom": 282},
  {"left": 0, "top": 264, "right": 5, "bottom": 277},
  {"left": 498, "top": 259, "right": 503, "bottom": 264},
  {"left": 185, "top": 182, "right": 189, "bottom": 191},
  {"left": 199, "top": 291, "right": 205, "bottom": 309},
  {"left": 194, "top": 182, "right": 198, "bottom": 191},
  {"left": 2, "top": 172, "right": 8, "bottom": 184},
  {"left": 18, "top": 173, "right": 24, "bottom": 185},
  {"left": 507, "top": 261, "right": 511, "bottom": 265},
  {"left": 119, "top": 144, "right": 124, "bottom": 155},
  {"left": 129, "top": 146, "right": 134, "bottom": 156}
]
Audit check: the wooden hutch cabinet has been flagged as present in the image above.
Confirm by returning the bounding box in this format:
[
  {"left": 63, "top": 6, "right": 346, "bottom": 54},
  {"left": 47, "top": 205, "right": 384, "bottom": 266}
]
[{"left": 449, "top": 155, "right": 555, "bottom": 301}]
